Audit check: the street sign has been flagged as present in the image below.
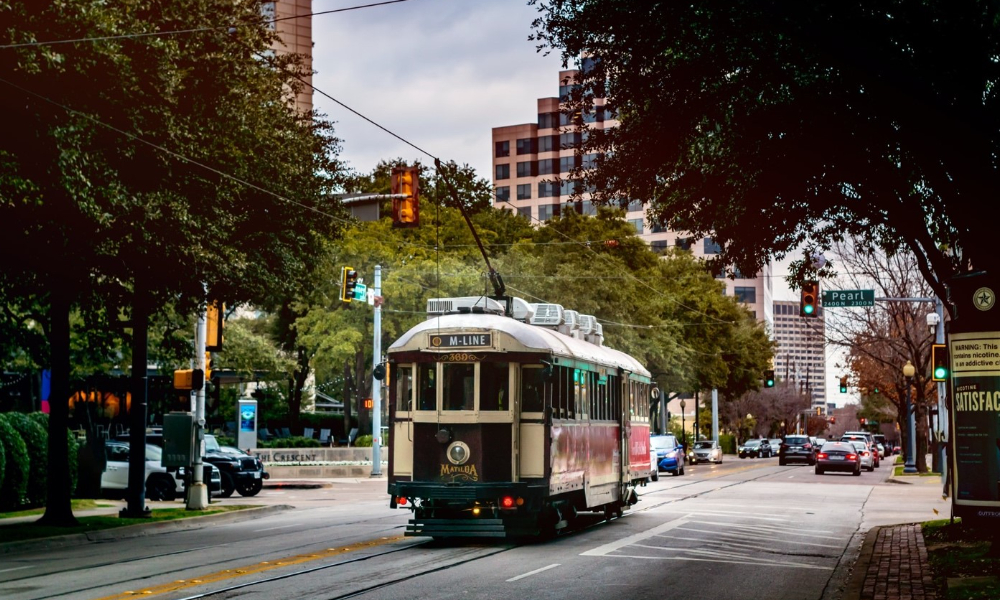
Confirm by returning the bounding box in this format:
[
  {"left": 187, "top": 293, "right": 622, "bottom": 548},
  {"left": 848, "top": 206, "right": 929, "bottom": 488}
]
[{"left": 822, "top": 289, "right": 874, "bottom": 307}]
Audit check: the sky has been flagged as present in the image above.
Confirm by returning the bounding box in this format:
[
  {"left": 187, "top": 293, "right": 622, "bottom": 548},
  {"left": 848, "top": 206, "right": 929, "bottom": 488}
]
[{"left": 310, "top": 0, "right": 850, "bottom": 405}]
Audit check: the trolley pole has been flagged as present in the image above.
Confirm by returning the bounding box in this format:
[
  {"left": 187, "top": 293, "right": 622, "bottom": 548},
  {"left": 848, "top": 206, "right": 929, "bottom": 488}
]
[{"left": 371, "top": 265, "right": 383, "bottom": 477}]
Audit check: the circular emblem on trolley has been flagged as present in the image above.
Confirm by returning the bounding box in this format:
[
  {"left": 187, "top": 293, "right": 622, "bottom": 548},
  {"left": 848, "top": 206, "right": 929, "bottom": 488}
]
[
  {"left": 431, "top": 336, "right": 442, "bottom": 347},
  {"left": 446, "top": 441, "right": 471, "bottom": 465},
  {"left": 974, "top": 287, "right": 996, "bottom": 311}
]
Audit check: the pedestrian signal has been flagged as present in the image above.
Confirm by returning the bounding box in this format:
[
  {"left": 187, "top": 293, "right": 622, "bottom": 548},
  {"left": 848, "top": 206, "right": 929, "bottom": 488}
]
[{"left": 932, "top": 344, "right": 949, "bottom": 381}]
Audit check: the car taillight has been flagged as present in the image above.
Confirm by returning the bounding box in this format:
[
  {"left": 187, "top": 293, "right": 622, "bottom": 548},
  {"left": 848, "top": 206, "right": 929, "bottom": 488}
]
[
  {"left": 501, "top": 496, "right": 515, "bottom": 508},
  {"left": 781, "top": 444, "right": 789, "bottom": 450},
  {"left": 847, "top": 454, "right": 858, "bottom": 460},
  {"left": 862, "top": 451, "right": 869, "bottom": 457},
  {"left": 817, "top": 452, "right": 827, "bottom": 459}
]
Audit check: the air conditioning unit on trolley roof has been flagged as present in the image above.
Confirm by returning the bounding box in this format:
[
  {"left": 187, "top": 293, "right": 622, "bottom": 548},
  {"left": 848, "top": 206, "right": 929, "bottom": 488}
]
[
  {"left": 528, "top": 303, "right": 564, "bottom": 327},
  {"left": 426, "top": 296, "right": 505, "bottom": 317},
  {"left": 585, "top": 322, "right": 604, "bottom": 346},
  {"left": 511, "top": 297, "right": 535, "bottom": 322},
  {"left": 560, "top": 310, "right": 580, "bottom": 337},
  {"left": 578, "top": 314, "right": 597, "bottom": 335}
]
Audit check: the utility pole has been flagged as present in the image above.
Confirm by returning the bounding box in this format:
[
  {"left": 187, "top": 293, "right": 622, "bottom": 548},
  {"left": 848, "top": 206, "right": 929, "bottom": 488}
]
[
  {"left": 187, "top": 305, "right": 209, "bottom": 509},
  {"left": 711, "top": 389, "right": 719, "bottom": 443}
]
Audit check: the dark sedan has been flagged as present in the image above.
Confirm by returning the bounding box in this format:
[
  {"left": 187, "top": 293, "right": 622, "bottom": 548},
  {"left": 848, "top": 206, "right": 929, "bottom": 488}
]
[
  {"left": 779, "top": 434, "right": 816, "bottom": 465},
  {"left": 815, "top": 442, "right": 862, "bottom": 476}
]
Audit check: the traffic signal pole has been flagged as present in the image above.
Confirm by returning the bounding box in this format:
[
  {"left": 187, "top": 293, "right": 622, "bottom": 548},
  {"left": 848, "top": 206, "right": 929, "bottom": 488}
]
[
  {"left": 371, "top": 265, "right": 383, "bottom": 477},
  {"left": 187, "top": 304, "right": 209, "bottom": 510}
]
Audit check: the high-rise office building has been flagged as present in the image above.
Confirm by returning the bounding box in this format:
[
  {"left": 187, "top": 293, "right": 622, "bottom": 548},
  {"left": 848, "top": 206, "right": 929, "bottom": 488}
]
[
  {"left": 267, "top": 0, "right": 312, "bottom": 113},
  {"left": 772, "top": 300, "right": 828, "bottom": 411},
  {"left": 491, "top": 68, "right": 772, "bottom": 324}
]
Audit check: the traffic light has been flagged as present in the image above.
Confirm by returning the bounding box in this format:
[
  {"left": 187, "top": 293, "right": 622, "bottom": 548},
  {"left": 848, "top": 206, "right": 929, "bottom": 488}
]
[
  {"left": 816, "top": 406, "right": 822, "bottom": 416},
  {"left": 341, "top": 266, "right": 358, "bottom": 303},
  {"left": 206, "top": 300, "right": 224, "bottom": 351},
  {"left": 839, "top": 376, "right": 848, "bottom": 393},
  {"left": 173, "top": 369, "right": 204, "bottom": 391},
  {"left": 391, "top": 166, "right": 419, "bottom": 227},
  {"left": 932, "top": 344, "right": 949, "bottom": 381},
  {"left": 800, "top": 280, "right": 819, "bottom": 317},
  {"left": 764, "top": 370, "right": 775, "bottom": 388}
]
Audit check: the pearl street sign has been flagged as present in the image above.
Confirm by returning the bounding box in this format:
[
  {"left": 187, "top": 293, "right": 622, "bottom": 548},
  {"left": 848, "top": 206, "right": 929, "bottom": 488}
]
[{"left": 822, "top": 289, "right": 875, "bottom": 308}]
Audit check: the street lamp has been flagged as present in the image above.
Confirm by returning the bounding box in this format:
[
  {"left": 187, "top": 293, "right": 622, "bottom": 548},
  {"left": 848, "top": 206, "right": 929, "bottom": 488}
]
[
  {"left": 679, "top": 399, "right": 687, "bottom": 449},
  {"left": 902, "top": 360, "right": 918, "bottom": 474}
]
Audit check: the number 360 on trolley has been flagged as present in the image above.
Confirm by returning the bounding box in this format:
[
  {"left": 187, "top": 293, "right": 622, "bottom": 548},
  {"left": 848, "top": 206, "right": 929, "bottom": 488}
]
[{"left": 386, "top": 295, "right": 656, "bottom": 539}]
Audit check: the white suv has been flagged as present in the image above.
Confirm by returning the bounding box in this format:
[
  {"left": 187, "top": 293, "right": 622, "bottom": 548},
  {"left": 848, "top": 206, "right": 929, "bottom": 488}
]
[{"left": 102, "top": 441, "right": 221, "bottom": 501}]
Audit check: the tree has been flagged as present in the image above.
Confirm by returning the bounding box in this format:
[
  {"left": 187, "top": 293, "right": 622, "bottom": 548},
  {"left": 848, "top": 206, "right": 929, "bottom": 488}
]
[
  {"left": 530, "top": 1, "right": 997, "bottom": 301},
  {"left": 0, "top": 0, "right": 344, "bottom": 524}
]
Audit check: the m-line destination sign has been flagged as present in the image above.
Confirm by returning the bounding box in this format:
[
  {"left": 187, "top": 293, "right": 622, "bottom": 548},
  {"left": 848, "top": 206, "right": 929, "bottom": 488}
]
[{"left": 822, "top": 289, "right": 875, "bottom": 307}]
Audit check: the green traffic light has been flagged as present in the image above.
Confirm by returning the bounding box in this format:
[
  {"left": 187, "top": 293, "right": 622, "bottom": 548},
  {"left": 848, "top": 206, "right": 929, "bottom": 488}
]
[
  {"left": 934, "top": 366, "right": 948, "bottom": 379},
  {"left": 766, "top": 379, "right": 774, "bottom": 387},
  {"left": 803, "top": 304, "right": 814, "bottom": 314}
]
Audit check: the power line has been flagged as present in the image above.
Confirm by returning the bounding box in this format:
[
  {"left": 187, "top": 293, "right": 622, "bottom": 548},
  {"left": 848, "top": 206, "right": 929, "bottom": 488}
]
[{"left": 0, "top": 0, "right": 411, "bottom": 50}]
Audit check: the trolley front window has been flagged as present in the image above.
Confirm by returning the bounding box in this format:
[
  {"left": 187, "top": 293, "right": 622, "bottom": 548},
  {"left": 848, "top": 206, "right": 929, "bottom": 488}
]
[
  {"left": 442, "top": 363, "right": 475, "bottom": 411},
  {"left": 417, "top": 363, "right": 436, "bottom": 411},
  {"left": 479, "top": 362, "right": 509, "bottom": 410},
  {"left": 394, "top": 363, "right": 413, "bottom": 412}
]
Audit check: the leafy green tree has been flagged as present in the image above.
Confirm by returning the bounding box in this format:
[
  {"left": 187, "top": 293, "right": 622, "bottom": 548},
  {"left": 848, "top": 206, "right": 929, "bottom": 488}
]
[
  {"left": 0, "top": 0, "right": 344, "bottom": 524},
  {"left": 530, "top": 1, "right": 996, "bottom": 299}
]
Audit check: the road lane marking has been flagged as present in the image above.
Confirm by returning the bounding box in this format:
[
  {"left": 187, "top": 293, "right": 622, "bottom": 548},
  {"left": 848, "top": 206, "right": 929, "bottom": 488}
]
[
  {"left": 581, "top": 517, "right": 690, "bottom": 556},
  {"left": 253, "top": 523, "right": 301, "bottom": 532},
  {"left": 0, "top": 565, "right": 31, "bottom": 573},
  {"left": 686, "top": 520, "right": 841, "bottom": 539},
  {"left": 664, "top": 533, "right": 840, "bottom": 550},
  {"left": 506, "top": 563, "right": 560, "bottom": 582},
  {"left": 632, "top": 543, "right": 830, "bottom": 567},
  {"left": 606, "top": 553, "right": 833, "bottom": 570},
  {"left": 666, "top": 509, "right": 786, "bottom": 522},
  {"left": 90, "top": 536, "right": 405, "bottom": 600}
]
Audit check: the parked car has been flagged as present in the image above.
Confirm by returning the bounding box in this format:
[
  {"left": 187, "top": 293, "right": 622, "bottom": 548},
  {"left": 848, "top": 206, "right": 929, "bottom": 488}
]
[
  {"left": 102, "top": 441, "right": 221, "bottom": 501},
  {"left": 649, "top": 446, "right": 659, "bottom": 482},
  {"left": 848, "top": 440, "right": 876, "bottom": 471},
  {"left": 650, "top": 434, "right": 686, "bottom": 476},
  {"left": 769, "top": 438, "right": 782, "bottom": 455},
  {"left": 738, "top": 439, "right": 772, "bottom": 458},
  {"left": 779, "top": 435, "right": 816, "bottom": 465},
  {"left": 815, "top": 441, "right": 862, "bottom": 476},
  {"left": 204, "top": 434, "right": 269, "bottom": 497},
  {"left": 873, "top": 434, "right": 890, "bottom": 455},
  {"left": 690, "top": 440, "right": 723, "bottom": 464}
]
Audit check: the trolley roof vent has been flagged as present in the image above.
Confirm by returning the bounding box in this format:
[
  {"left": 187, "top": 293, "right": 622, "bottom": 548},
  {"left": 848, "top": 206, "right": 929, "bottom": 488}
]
[
  {"left": 528, "top": 303, "right": 564, "bottom": 327},
  {"left": 511, "top": 297, "right": 535, "bottom": 322},
  {"left": 426, "top": 296, "right": 505, "bottom": 317},
  {"left": 578, "top": 314, "right": 597, "bottom": 335},
  {"left": 560, "top": 310, "right": 580, "bottom": 336},
  {"left": 585, "top": 322, "right": 604, "bottom": 346}
]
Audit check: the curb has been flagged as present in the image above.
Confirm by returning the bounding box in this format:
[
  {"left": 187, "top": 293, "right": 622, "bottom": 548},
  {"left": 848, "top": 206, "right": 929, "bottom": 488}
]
[
  {"left": 842, "top": 525, "right": 881, "bottom": 600},
  {"left": 264, "top": 481, "right": 331, "bottom": 490},
  {"left": 0, "top": 504, "right": 293, "bottom": 556}
]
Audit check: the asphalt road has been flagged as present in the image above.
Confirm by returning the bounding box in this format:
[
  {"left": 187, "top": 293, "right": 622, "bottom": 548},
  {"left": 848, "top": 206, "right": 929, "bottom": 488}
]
[{"left": 0, "top": 455, "right": 947, "bottom": 600}]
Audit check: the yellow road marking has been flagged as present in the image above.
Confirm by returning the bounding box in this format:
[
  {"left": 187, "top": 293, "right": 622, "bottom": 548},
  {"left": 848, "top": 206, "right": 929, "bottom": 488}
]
[{"left": 92, "top": 536, "right": 404, "bottom": 600}]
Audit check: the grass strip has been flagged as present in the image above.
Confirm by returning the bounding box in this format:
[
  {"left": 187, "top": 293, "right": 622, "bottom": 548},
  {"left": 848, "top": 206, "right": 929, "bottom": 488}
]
[
  {"left": 923, "top": 519, "right": 1000, "bottom": 599},
  {"left": 0, "top": 499, "right": 114, "bottom": 519},
  {"left": 0, "top": 505, "right": 255, "bottom": 543}
]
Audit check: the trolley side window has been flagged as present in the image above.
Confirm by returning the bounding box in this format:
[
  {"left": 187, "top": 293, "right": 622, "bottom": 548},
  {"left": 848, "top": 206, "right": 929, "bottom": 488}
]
[
  {"left": 417, "top": 363, "right": 436, "bottom": 411},
  {"left": 521, "top": 366, "right": 545, "bottom": 413},
  {"left": 394, "top": 363, "right": 413, "bottom": 413},
  {"left": 443, "top": 363, "right": 475, "bottom": 411},
  {"left": 480, "top": 362, "right": 509, "bottom": 410}
]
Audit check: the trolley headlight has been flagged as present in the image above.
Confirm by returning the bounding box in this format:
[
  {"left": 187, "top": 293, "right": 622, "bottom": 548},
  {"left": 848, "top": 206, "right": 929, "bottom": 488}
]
[{"left": 446, "top": 441, "right": 471, "bottom": 465}]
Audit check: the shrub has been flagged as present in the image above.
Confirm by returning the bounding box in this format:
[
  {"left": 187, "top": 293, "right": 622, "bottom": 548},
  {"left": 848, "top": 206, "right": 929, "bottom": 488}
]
[
  {"left": 0, "top": 434, "right": 5, "bottom": 492},
  {"left": 24, "top": 412, "right": 78, "bottom": 497},
  {"left": 354, "top": 434, "right": 373, "bottom": 448},
  {"left": 258, "top": 436, "right": 320, "bottom": 448},
  {"left": 0, "top": 414, "right": 30, "bottom": 510},
  {"left": 215, "top": 435, "right": 236, "bottom": 447},
  {"left": 719, "top": 433, "right": 737, "bottom": 455},
  {"left": 5, "top": 412, "right": 47, "bottom": 507}
]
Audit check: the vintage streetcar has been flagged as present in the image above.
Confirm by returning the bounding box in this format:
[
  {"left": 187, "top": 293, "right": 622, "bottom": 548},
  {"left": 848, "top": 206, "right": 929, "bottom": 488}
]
[{"left": 386, "top": 296, "right": 655, "bottom": 538}]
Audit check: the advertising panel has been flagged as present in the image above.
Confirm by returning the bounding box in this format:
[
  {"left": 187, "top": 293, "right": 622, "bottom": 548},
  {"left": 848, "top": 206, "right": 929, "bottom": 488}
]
[{"left": 237, "top": 398, "right": 258, "bottom": 450}]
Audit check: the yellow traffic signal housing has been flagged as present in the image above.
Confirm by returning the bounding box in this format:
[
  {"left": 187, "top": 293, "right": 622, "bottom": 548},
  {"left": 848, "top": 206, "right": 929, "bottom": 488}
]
[
  {"left": 173, "top": 369, "right": 204, "bottom": 391},
  {"left": 206, "top": 300, "right": 224, "bottom": 351},
  {"left": 932, "top": 344, "right": 949, "bottom": 381},
  {"left": 341, "top": 266, "right": 358, "bottom": 303},
  {"left": 800, "top": 280, "right": 819, "bottom": 317},
  {"left": 391, "top": 166, "right": 419, "bottom": 227}
]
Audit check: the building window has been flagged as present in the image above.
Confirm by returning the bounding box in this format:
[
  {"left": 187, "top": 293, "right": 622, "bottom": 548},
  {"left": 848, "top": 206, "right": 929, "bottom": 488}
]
[
  {"left": 516, "top": 138, "right": 536, "bottom": 155},
  {"left": 517, "top": 184, "right": 532, "bottom": 200},
  {"left": 582, "top": 153, "right": 600, "bottom": 169},
  {"left": 538, "top": 112, "right": 558, "bottom": 129},
  {"left": 627, "top": 200, "right": 642, "bottom": 212},
  {"left": 651, "top": 240, "right": 668, "bottom": 254},
  {"left": 495, "top": 164, "right": 510, "bottom": 180},
  {"left": 734, "top": 286, "right": 756, "bottom": 304},
  {"left": 516, "top": 161, "right": 535, "bottom": 178},
  {"left": 650, "top": 223, "right": 666, "bottom": 233},
  {"left": 559, "top": 156, "right": 579, "bottom": 173},
  {"left": 537, "top": 159, "right": 556, "bottom": 175},
  {"left": 538, "top": 180, "right": 559, "bottom": 198},
  {"left": 538, "top": 135, "right": 556, "bottom": 153},
  {"left": 580, "top": 200, "right": 596, "bottom": 215},
  {"left": 495, "top": 140, "right": 510, "bottom": 158},
  {"left": 675, "top": 237, "right": 693, "bottom": 251},
  {"left": 517, "top": 206, "right": 532, "bottom": 220},
  {"left": 495, "top": 186, "right": 510, "bottom": 202},
  {"left": 629, "top": 218, "right": 644, "bottom": 234},
  {"left": 560, "top": 179, "right": 582, "bottom": 196},
  {"left": 261, "top": 2, "right": 276, "bottom": 29},
  {"left": 559, "top": 83, "right": 580, "bottom": 102},
  {"left": 538, "top": 203, "right": 561, "bottom": 221},
  {"left": 704, "top": 237, "right": 723, "bottom": 254},
  {"left": 560, "top": 132, "right": 582, "bottom": 149}
]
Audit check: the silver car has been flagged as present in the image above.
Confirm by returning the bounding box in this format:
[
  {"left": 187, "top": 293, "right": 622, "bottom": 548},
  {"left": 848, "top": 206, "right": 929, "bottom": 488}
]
[{"left": 690, "top": 440, "right": 723, "bottom": 464}]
